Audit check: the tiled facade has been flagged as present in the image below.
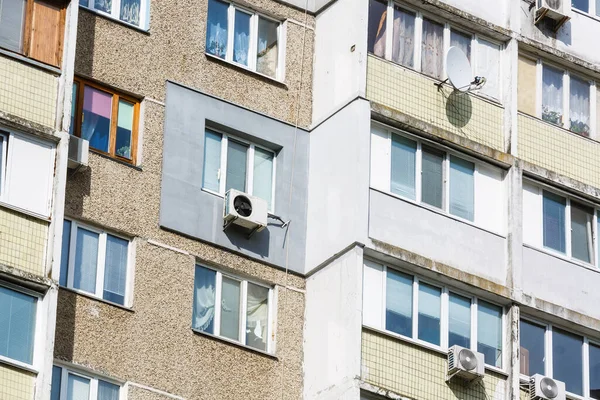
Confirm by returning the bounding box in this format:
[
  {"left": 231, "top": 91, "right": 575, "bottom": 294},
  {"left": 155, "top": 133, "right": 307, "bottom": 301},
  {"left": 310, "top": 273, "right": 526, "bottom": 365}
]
[
  {"left": 0, "top": 56, "right": 58, "bottom": 128},
  {"left": 361, "top": 329, "right": 507, "bottom": 400},
  {"left": 0, "top": 207, "right": 48, "bottom": 277},
  {"left": 366, "top": 55, "right": 505, "bottom": 152},
  {"left": 0, "top": 364, "right": 35, "bottom": 400}
]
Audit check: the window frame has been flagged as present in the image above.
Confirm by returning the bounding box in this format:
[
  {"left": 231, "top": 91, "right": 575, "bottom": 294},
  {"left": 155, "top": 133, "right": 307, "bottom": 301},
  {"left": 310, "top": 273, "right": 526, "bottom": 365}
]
[
  {"left": 205, "top": 0, "right": 285, "bottom": 81},
  {"left": 519, "top": 316, "right": 598, "bottom": 399},
  {"left": 71, "top": 76, "right": 141, "bottom": 165},
  {"left": 363, "top": 261, "right": 506, "bottom": 370},
  {"left": 532, "top": 58, "right": 597, "bottom": 138},
  {"left": 571, "top": 0, "right": 600, "bottom": 18},
  {"left": 523, "top": 179, "right": 599, "bottom": 268},
  {"left": 61, "top": 219, "right": 134, "bottom": 308},
  {"left": 202, "top": 128, "right": 277, "bottom": 212},
  {"left": 369, "top": 0, "right": 504, "bottom": 101},
  {"left": 52, "top": 363, "right": 123, "bottom": 400},
  {"left": 0, "top": 281, "right": 42, "bottom": 372},
  {"left": 192, "top": 264, "right": 275, "bottom": 354},
  {"left": 79, "top": 0, "right": 150, "bottom": 30}
]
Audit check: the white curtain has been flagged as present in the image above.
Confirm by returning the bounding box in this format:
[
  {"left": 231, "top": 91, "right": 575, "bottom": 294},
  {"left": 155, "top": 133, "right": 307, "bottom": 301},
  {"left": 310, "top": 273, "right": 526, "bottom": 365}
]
[
  {"left": 67, "top": 374, "right": 91, "bottom": 400},
  {"left": 233, "top": 11, "right": 250, "bottom": 66},
  {"left": 421, "top": 18, "right": 444, "bottom": 80},
  {"left": 542, "top": 65, "right": 564, "bottom": 125},
  {"left": 475, "top": 39, "right": 501, "bottom": 99},
  {"left": 570, "top": 76, "right": 590, "bottom": 135},
  {"left": 450, "top": 30, "right": 471, "bottom": 61},
  {"left": 391, "top": 7, "right": 415, "bottom": 67},
  {"left": 120, "top": 0, "right": 140, "bottom": 26},
  {"left": 246, "top": 283, "right": 269, "bottom": 350},
  {"left": 206, "top": 0, "right": 228, "bottom": 58},
  {"left": 193, "top": 267, "right": 216, "bottom": 332}
]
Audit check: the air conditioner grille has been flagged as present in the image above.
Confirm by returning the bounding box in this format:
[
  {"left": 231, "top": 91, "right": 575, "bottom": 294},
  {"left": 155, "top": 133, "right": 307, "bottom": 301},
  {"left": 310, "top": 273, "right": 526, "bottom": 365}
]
[
  {"left": 540, "top": 377, "right": 559, "bottom": 399},
  {"left": 458, "top": 349, "right": 478, "bottom": 371},
  {"left": 233, "top": 195, "right": 252, "bottom": 217},
  {"left": 448, "top": 349, "right": 456, "bottom": 370},
  {"left": 546, "top": 0, "right": 561, "bottom": 10}
]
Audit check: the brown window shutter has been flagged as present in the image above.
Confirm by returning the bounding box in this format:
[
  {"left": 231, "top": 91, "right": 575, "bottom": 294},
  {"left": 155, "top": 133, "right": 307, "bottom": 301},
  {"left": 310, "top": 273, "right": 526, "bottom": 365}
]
[{"left": 28, "top": 0, "right": 65, "bottom": 67}]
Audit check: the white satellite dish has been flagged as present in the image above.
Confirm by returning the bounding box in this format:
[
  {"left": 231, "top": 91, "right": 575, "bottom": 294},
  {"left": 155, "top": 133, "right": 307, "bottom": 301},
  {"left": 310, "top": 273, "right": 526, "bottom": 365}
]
[{"left": 446, "top": 46, "right": 473, "bottom": 92}]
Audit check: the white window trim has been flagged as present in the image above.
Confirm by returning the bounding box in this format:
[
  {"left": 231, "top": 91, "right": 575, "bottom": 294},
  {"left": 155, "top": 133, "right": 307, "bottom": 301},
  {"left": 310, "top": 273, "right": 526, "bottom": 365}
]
[
  {"left": 373, "top": 0, "right": 504, "bottom": 101},
  {"left": 203, "top": 128, "right": 277, "bottom": 213},
  {"left": 536, "top": 59, "right": 597, "bottom": 139},
  {"left": 374, "top": 125, "right": 505, "bottom": 235},
  {"left": 572, "top": 0, "right": 600, "bottom": 19},
  {"left": 523, "top": 179, "right": 599, "bottom": 268},
  {"left": 206, "top": 0, "right": 285, "bottom": 81},
  {"left": 53, "top": 363, "right": 125, "bottom": 400},
  {"left": 63, "top": 219, "right": 133, "bottom": 308},
  {"left": 0, "top": 281, "right": 43, "bottom": 373},
  {"left": 193, "top": 264, "right": 275, "bottom": 354},
  {"left": 366, "top": 263, "right": 506, "bottom": 369},
  {"left": 520, "top": 316, "right": 595, "bottom": 399},
  {"left": 80, "top": 0, "right": 150, "bottom": 31}
]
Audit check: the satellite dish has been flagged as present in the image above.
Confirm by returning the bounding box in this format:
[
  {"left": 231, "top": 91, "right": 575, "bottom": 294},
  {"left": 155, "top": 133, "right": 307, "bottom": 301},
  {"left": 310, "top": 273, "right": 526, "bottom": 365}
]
[{"left": 446, "top": 46, "right": 473, "bottom": 92}]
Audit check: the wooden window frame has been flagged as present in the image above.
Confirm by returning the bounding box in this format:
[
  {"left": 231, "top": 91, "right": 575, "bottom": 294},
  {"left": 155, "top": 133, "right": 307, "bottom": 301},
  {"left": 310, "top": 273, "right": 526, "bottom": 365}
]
[{"left": 72, "top": 77, "right": 140, "bottom": 165}]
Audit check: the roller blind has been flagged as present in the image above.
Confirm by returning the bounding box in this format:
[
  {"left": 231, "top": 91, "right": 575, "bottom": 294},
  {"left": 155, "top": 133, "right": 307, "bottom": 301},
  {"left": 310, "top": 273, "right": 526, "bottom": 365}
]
[
  {"left": 449, "top": 156, "right": 474, "bottom": 221},
  {"left": 421, "top": 146, "right": 444, "bottom": 208},
  {"left": 226, "top": 139, "right": 248, "bottom": 192},
  {"left": 391, "top": 134, "right": 416, "bottom": 199},
  {"left": 253, "top": 147, "right": 274, "bottom": 209}
]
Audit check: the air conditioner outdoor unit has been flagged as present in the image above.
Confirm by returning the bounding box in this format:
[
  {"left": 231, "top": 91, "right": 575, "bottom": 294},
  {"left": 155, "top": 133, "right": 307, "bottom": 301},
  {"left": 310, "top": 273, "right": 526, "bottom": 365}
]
[
  {"left": 447, "top": 345, "right": 485, "bottom": 382},
  {"left": 529, "top": 374, "right": 566, "bottom": 400},
  {"left": 535, "top": 0, "right": 570, "bottom": 28},
  {"left": 223, "top": 189, "right": 268, "bottom": 235},
  {"left": 67, "top": 135, "right": 89, "bottom": 170}
]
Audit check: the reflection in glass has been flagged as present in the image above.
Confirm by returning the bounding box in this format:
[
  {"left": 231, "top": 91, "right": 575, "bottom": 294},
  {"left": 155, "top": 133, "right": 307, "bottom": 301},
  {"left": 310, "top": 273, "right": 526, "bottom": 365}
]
[
  {"left": 116, "top": 100, "right": 134, "bottom": 159},
  {"left": 81, "top": 86, "right": 112, "bottom": 153},
  {"left": 448, "top": 293, "right": 471, "bottom": 349},
  {"left": 477, "top": 300, "right": 502, "bottom": 367},
  {"left": 385, "top": 269, "right": 413, "bottom": 337},
  {"left": 220, "top": 277, "right": 241, "bottom": 341},
  {"left": 520, "top": 319, "right": 545, "bottom": 376},
  {"left": 206, "top": 0, "right": 228, "bottom": 58},
  {"left": 553, "top": 329, "right": 583, "bottom": 396},
  {"left": 589, "top": 343, "right": 600, "bottom": 399},
  {"left": 253, "top": 147, "right": 274, "bottom": 209},
  {"left": 257, "top": 17, "right": 278, "bottom": 78},
  {"left": 94, "top": 0, "right": 112, "bottom": 13},
  {"left": 226, "top": 140, "right": 248, "bottom": 192},
  {"left": 418, "top": 283, "right": 441, "bottom": 345}
]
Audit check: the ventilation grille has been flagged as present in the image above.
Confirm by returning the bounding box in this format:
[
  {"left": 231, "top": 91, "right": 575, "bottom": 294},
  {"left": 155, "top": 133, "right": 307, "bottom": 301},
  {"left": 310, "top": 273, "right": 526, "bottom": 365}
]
[{"left": 448, "top": 348, "right": 456, "bottom": 370}]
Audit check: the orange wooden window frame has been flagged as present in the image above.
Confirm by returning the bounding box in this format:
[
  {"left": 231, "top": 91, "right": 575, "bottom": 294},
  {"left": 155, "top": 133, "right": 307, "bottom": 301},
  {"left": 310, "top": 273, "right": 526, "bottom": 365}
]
[{"left": 72, "top": 77, "right": 140, "bottom": 165}]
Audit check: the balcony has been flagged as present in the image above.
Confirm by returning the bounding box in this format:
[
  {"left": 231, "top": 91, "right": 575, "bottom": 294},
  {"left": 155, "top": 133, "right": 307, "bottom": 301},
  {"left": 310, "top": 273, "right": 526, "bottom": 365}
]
[{"left": 0, "top": 363, "right": 35, "bottom": 400}]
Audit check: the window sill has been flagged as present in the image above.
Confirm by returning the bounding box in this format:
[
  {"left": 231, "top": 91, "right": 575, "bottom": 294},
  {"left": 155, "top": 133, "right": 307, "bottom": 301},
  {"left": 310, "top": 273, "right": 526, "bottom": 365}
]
[
  {"left": 0, "top": 355, "right": 38, "bottom": 375},
  {"left": 523, "top": 243, "right": 600, "bottom": 274},
  {"left": 59, "top": 286, "right": 134, "bottom": 312},
  {"left": 370, "top": 187, "right": 507, "bottom": 238},
  {"left": 191, "top": 328, "right": 278, "bottom": 360},
  {"left": 0, "top": 47, "right": 61, "bottom": 75},
  {"left": 517, "top": 112, "right": 597, "bottom": 143},
  {"left": 79, "top": 6, "right": 150, "bottom": 34},
  {"left": 362, "top": 325, "right": 507, "bottom": 376},
  {"left": 205, "top": 53, "right": 287, "bottom": 88},
  {"left": 89, "top": 149, "right": 143, "bottom": 171}
]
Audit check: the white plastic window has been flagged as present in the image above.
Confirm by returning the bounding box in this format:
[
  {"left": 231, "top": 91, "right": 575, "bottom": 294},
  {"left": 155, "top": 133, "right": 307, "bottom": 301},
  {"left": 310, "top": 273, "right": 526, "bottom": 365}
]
[
  {"left": 80, "top": 0, "right": 150, "bottom": 30},
  {"left": 51, "top": 365, "right": 121, "bottom": 400}
]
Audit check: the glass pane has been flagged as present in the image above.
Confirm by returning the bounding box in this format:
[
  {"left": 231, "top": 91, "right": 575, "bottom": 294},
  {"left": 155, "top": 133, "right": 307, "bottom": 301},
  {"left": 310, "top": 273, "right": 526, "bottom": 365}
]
[
  {"left": 448, "top": 293, "right": 471, "bottom": 349},
  {"left": 385, "top": 269, "right": 413, "bottom": 337},
  {"left": 450, "top": 30, "right": 471, "bottom": 61},
  {"left": 246, "top": 283, "right": 269, "bottom": 351},
  {"left": 82, "top": 86, "right": 112, "bottom": 153},
  {"left": 103, "top": 235, "right": 128, "bottom": 305},
  {"left": 597, "top": 0, "right": 600, "bottom": 17},
  {"left": 202, "top": 130, "right": 222, "bottom": 192},
  {"left": 60, "top": 220, "right": 71, "bottom": 287},
  {"left": 590, "top": 343, "right": 600, "bottom": 399},
  {"left": 520, "top": 319, "right": 545, "bottom": 376},
  {"left": 257, "top": 17, "right": 279, "bottom": 78},
  {"left": 571, "top": 201, "right": 594, "bottom": 263},
  {"left": 67, "top": 374, "right": 90, "bottom": 400},
  {"left": 116, "top": 100, "right": 134, "bottom": 159},
  {"left": 73, "top": 227, "right": 100, "bottom": 294},
  {"left": 367, "top": 0, "right": 387, "bottom": 57},
  {"left": 543, "top": 191, "right": 566, "bottom": 253},
  {"left": 70, "top": 83, "right": 78, "bottom": 135},
  {"left": 94, "top": 0, "right": 112, "bottom": 13},
  {"left": 477, "top": 300, "right": 502, "bottom": 367},
  {"left": 233, "top": 10, "right": 251, "bottom": 66},
  {"left": 206, "top": 0, "right": 228, "bottom": 58},
  {"left": 553, "top": 329, "right": 583, "bottom": 396},
  {"left": 476, "top": 39, "right": 501, "bottom": 99},
  {"left": 449, "top": 156, "right": 474, "bottom": 221},
  {"left": 120, "top": 0, "right": 141, "bottom": 26},
  {"left": 98, "top": 380, "right": 120, "bottom": 400},
  {"left": 417, "top": 283, "right": 441, "bottom": 345},
  {"left": 421, "top": 146, "right": 444, "bottom": 209},
  {"left": 391, "top": 6, "right": 415, "bottom": 67},
  {"left": 421, "top": 18, "right": 444, "bottom": 80},
  {"left": 0, "top": 0, "right": 26, "bottom": 53},
  {"left": 253, "top": 147, "right": 274, "bottom": 209},
  {"left": 390, "top": 134, "right": 417, "bottom": 200},
  {"left": 542, "top": 65, "right": 564, "bottom": 126},
  {"left": 220, "top": 277, "right": 241, "bottom": 341},
  {"left": 192, "top": 266, "right": 217, "bottom": 334},
  {"left": 50, "top": 366, "right": 62, "bottom": 400},
  {"left": 570, "top": 75, "right": 590, "bottom": 136},
  {"left": 573, "top": 0, "right": 589, "bottom": 12},
  {"left": 226, "top": 139, "right": 248, "bottom": 192},
  {"left": 0, "top": 286, "right": 36, "bottom": 364}
]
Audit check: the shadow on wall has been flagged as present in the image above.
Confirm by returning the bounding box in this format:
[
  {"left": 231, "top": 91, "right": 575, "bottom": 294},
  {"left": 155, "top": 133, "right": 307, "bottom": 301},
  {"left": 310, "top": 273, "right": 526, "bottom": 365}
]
[
  {"left": 53, "top": 290, "right": 78, "bottom": 362},
  {"left": 223, "top": 225, "right": 271, "bottom": 258},
  {"left": 74, "top": 9, "right": 97, "bottom": 77},
  {"left": 447, "top": 378, "right": 495, "bottom": 400},
  {"left": 445, "top": 91, "right": 472, "bottom": 129},
  {"left": 64, "top": 168, "right": 92, "bottom": 219}
]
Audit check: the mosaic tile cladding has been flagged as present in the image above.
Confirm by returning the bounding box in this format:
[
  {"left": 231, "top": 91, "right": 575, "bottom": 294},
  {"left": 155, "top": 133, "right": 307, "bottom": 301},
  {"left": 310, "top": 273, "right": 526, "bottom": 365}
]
[
  {"left": 0, "top": 206, "right": 48, "bottom": 276},
  {"left": 0, "top": 363, "right": 35, "bottom": 400},
  {"left": 518, "top": 113, "right": 600, "bottom": 188},
  {"left": 361, "top": 329, "right": 507, "bottom": 400},
  {"left": 366, "top": 55, "right": 505, "bottom": 152},
  {"left": 0, "top": 55, "right": 57, "bottom": 128}
]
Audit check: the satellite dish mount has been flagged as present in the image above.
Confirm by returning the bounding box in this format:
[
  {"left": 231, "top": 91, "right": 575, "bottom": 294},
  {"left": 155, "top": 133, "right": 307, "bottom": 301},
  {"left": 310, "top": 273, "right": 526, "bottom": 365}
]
[{"left": 435, "top": 46, "right": 486, "bottom": 94}]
